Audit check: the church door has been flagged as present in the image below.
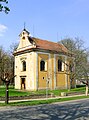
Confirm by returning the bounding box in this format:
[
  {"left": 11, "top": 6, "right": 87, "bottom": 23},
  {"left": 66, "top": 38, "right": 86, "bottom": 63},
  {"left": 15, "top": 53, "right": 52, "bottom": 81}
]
[{"left": 21, "top": 78, "right": 26, "bottom": 89}]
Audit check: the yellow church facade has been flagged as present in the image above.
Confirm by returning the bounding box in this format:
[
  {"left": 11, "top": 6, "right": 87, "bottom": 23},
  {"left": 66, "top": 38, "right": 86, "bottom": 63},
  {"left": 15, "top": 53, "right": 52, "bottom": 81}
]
[{"left": 14, "top": 29, "right": 71, "bottom": 91}]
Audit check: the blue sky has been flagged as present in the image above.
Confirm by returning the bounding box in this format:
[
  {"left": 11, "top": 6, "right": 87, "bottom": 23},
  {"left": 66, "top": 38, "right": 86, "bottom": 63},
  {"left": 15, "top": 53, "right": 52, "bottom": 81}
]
[{"left": 0, "top": 0, "right": 89, "bottom": 50}]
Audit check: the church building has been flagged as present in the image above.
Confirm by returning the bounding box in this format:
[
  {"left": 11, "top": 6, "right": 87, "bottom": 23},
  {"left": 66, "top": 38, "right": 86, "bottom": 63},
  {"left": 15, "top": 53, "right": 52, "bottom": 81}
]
[{"left": 14, "top": 28, "right": 72, "bottom": 91}]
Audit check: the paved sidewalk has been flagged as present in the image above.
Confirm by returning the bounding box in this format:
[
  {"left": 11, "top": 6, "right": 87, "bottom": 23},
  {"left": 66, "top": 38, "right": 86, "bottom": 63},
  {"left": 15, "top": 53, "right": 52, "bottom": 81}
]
[
  {"left": 0, "top": 94, "right": 86, "bottom": 103},
  {"left": 0, "top": 98, "right": 89, "bottom": 120}
]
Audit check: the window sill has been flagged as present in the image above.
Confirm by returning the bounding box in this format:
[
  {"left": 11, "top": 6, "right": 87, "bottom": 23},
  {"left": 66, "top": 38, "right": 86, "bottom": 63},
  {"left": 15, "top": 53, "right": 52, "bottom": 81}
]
[
  {"left": 57, "top": 71, "right": 64, "bottom": 73},
  {"left": 40, "top": 70, "right": 47, "bottom": 72}
]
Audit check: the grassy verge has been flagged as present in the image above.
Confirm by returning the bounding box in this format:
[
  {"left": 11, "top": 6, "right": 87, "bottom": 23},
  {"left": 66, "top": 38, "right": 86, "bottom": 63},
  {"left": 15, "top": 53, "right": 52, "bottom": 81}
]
[
  {"left": 0, "top": 86, "right": 31, "bottom": 97},
  {"left": 0, "top": 95, "right": 89, "bottom": 106},
  {"left": 0, "top": 85, "right": 86, "bottom": 97},
  {"left": 0, "top": 85, "right": 87, "bottom": 106}
]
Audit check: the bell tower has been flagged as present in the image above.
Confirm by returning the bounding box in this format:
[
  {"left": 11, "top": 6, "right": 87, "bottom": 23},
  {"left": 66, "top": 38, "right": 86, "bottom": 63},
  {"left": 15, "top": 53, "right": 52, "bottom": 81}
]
[{"left": 19, "top": 28, "right": 30, "bottom": 40}]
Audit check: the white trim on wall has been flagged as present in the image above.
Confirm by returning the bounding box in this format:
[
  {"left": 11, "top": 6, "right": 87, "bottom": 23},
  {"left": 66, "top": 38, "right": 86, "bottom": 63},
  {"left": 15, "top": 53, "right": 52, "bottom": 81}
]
[
  {"left": 37, "top": 51, "right": 50, "bottom": 55},
  {"left": 65, "top": 56, "right": 68, "bottom": 89},
  {"left": 36, "top": 52, "right": 38, "bottom": 90},
  {"left": 54, "top": 54, "right": 56, "bottom": 89}
]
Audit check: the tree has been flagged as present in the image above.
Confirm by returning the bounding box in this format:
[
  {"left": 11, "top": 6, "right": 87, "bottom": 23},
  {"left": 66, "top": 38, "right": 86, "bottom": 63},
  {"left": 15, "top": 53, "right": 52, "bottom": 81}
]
[
  {"left": 0, "top": 0, "right": 10, "bottom": 14},
  {"left": 0, "top": 73, "right": 16, "bottom": 104},
  {"left": 0, "top": 43, "right": 18, "bottom": 85},
  {"left": 9, "top": 43, "right": 18, "bottom": 83},
  {"left": 9, "top": 42, "right": 18, "bottom": 54},
  {"left": 0, "top": 46, "right": 14, "bottom": 85},
  {"left": 59, "top": 37, "right": 89, "bottom": 92}
]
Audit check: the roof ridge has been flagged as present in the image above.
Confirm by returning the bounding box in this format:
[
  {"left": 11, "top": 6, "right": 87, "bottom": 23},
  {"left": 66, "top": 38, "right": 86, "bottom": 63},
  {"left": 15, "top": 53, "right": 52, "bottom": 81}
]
[{"left": 32, "top": 37, "right": 62, "bottom": 45}]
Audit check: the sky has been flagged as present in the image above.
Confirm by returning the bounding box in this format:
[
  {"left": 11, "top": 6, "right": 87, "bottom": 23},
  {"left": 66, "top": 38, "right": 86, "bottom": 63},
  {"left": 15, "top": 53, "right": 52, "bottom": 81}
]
[{"left": 0, "top": 0, "right": 89, "bottom": 50}]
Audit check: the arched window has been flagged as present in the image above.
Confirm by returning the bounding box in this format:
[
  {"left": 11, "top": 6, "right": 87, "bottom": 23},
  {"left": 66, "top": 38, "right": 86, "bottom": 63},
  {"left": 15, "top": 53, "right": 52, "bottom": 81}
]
[
  {"left": 40, "top": 60, "right": 45, "bottom": 71},
  {"left": 22, "top": 61, "right": 26, "bottom": 71},
  {"left": 58, "top": 59, "right": 62, "bottom": 71}
]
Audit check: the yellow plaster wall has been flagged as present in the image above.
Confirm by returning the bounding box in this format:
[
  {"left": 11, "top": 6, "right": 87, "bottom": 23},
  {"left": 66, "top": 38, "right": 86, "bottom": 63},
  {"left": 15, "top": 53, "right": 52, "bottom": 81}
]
[
  {"left": 37, "top": 53, "right": 71, "bottom": 89},
  {"left": 56, "top": 73, "right": 66, "bottom": 88},
  {"left": 56, "top": 56, "right": 66, "bottom": 88},
  {"left": 38, "top": 53, "right": 49, "bottom": 89}
]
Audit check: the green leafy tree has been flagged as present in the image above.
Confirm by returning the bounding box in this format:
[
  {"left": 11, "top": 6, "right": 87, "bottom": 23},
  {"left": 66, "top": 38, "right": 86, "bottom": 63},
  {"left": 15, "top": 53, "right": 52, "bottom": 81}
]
[{"left": 0, "top": 0, "right": 10, "bottom": 14}]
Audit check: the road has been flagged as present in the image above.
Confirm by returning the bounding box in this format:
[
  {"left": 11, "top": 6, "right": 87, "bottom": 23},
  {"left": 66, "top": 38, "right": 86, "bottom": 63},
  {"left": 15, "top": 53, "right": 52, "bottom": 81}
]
[{"left": 0, "top": 98, "right": 89, "bottom": 120}]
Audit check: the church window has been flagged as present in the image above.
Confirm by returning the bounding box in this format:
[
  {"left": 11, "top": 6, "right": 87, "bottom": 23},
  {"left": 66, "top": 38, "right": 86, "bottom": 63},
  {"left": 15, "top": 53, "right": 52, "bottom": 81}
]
[
  {"left": 22, "top": 36, "right": 25, "bottom": 39},
  {"left": 58, "top": 59, "right": 62, "bottom": 71},
  {"left": 40, "top": 60, "right": 45, "bottom": 71},
  {"left": 22, "top": 61, "right": 26, "bottom": 71}
]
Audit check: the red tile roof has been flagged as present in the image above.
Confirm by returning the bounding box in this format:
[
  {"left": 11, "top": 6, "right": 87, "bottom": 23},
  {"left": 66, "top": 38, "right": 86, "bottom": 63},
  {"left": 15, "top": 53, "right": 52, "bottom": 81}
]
[
  {"left": 14, "top": 37, "right": 68, "bottom": 55},
  {"left": 32, "top": 37, "right": 68, "bottom": 53}
]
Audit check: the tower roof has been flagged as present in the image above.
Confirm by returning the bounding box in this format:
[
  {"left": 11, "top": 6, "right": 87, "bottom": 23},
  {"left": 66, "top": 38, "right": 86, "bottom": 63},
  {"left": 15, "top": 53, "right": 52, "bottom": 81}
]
[{"left": 19, "top": 28, "right": 30, "bottom": 37}]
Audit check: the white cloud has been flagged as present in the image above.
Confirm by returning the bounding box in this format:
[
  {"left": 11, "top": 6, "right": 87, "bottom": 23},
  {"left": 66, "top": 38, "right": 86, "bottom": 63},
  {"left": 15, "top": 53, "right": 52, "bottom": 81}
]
[{"left": 0, "top": 24, "right": 8, "bottom": 37}]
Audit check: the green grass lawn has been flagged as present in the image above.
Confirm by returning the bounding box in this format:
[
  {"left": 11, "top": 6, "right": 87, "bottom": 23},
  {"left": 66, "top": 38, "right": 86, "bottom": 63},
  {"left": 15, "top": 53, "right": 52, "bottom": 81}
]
[
  {"left": 0, "top": 85, "right": 86, "bottom": 97},
  {"left": 0, "top": 86, "right": 31, "bottom": 97},
  {"left": 0, "top": 85, "right": 87, "bottom": 106}
]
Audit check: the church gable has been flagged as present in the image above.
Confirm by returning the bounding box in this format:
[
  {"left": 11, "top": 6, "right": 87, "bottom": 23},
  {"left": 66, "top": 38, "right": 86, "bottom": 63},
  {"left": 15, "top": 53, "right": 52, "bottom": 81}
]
[{"left": 17, "top": 29, "right": 36, "bottom": 50}]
